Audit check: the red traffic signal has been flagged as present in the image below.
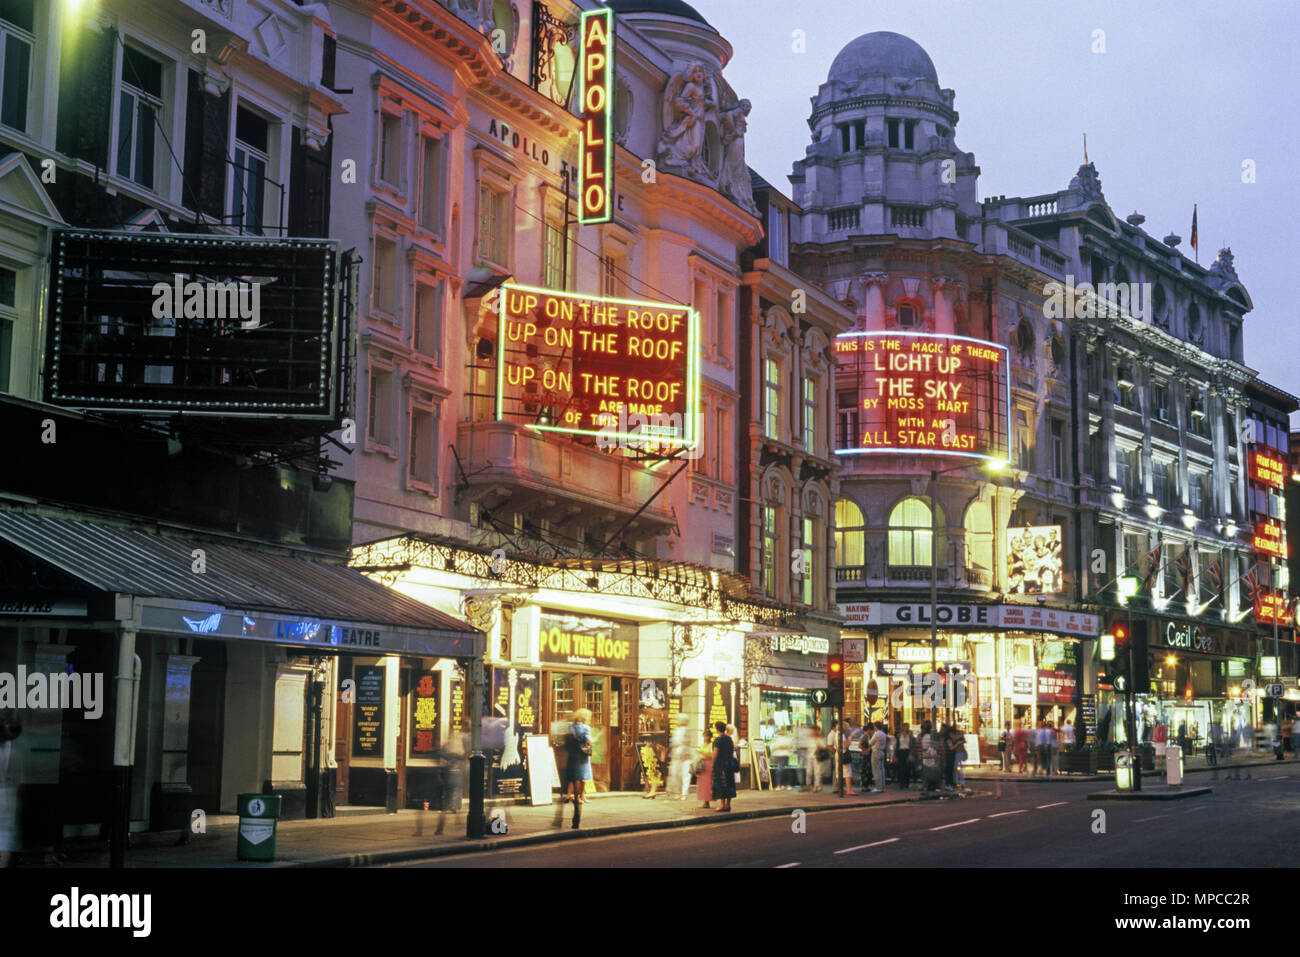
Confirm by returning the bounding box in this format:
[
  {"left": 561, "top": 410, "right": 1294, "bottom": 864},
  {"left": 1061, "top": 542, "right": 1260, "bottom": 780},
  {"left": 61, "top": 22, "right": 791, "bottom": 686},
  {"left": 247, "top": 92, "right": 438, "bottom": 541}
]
[
  {"left": 1112, "top": 624, "right": 1129, "bottom": 647},
  {"left": 826, "top": 655, "right": 845, "bottom": 707}
]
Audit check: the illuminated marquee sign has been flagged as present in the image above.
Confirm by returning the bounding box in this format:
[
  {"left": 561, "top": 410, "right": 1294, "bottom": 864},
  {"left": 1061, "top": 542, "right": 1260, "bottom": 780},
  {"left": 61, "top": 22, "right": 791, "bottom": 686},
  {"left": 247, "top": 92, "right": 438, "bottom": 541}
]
[
  {"left": 44, "top": 229, "right": 341, "bottom": 420},
  {"left": 1250, "top": 450, "right": 1286, "bottom": 489},
  {"left": 1255, "top": 592, "right": 1294, "bottom": 627},
  {"left": 834, "top": 331, "right": 1009, "bottom": 461},
  {"left": 538, "top": 612, "right": 637, "bottom": 671},
  {"left": 578, "top": 7, "right": 613, "bottom": 224},
  {"left": 1253, "top": 520, "right": 1287, "bottom": 560},
  {"left": 496, "top": 283, "right": 699, "bottom": 445}
]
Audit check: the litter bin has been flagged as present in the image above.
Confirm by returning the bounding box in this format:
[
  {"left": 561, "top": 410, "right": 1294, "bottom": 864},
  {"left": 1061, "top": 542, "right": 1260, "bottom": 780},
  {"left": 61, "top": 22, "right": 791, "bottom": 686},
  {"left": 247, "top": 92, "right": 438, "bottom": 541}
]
[
  {"left": 236, "top": 793, "right": 281, "bottom": 862},
  {"left": 1165, "top": 745, "right": 1183, "bottom": 786},
  {"left": 1115, "top": 750, "right": 1133, "bottom": 791}
]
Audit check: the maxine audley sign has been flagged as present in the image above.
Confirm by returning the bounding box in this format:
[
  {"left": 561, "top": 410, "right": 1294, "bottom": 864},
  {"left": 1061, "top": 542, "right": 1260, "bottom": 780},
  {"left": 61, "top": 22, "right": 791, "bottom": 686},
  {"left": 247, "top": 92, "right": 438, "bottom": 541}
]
[{"left": 838, "top": 602, "right": 1100, "bottom": 638}]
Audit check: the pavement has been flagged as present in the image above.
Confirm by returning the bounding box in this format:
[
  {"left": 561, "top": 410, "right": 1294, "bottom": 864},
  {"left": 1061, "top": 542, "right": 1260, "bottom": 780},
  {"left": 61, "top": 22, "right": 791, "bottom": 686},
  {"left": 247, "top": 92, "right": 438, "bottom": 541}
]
[{"left": 27, "top": 748, "right": 1297, "bottom": 868}]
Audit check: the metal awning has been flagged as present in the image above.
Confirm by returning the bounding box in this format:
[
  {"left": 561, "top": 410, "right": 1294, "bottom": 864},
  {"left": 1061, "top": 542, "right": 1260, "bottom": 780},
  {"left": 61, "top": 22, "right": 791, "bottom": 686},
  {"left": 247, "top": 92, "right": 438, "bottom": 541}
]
[{"left": 0, "top": 511, "right": 483, "bottom": 658}]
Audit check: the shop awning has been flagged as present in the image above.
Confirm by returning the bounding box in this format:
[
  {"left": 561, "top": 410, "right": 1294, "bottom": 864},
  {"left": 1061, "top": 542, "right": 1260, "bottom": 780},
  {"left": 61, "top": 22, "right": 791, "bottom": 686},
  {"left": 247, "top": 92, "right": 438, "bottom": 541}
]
[{"left": 0, "top": 511, "right": 483, "bottom": 658}]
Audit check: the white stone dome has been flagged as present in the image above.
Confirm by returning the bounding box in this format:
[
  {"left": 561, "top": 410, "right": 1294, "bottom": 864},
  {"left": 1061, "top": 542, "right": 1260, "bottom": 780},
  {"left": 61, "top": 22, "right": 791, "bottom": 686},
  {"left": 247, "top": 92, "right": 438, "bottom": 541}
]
[{"left": 827, "top": 31, "right": 938, "bottom": 85}]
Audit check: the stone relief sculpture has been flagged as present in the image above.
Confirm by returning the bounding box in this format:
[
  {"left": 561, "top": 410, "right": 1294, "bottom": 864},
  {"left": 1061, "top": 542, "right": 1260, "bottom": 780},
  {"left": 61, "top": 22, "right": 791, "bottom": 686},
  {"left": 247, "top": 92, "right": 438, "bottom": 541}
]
[
  {"left": 657, "top": 63, "right": 712, "bottom": 177},
  {"left": 657, "top": 63, "right": 758, "bottom": 213},
  {"left": 718, "top": 98, "right": 758, "bottom": 214}
]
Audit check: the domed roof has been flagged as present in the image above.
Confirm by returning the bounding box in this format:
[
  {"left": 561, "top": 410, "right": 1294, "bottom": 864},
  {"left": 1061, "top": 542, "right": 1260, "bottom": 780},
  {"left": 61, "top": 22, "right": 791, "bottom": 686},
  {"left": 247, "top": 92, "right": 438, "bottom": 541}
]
[
  {"left": 605, "top": 0, "right": 713, "bottom": 28},
  {"left": 827, "top": 31, "right": 938, "bottom": 85}
]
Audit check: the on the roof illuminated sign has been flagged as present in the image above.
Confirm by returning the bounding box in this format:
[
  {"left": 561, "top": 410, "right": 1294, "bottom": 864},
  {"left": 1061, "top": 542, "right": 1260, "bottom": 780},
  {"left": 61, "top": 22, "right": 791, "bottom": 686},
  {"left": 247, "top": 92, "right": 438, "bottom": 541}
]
[{"left": 496, "top": 283, "right": 699, "bottom": 446}]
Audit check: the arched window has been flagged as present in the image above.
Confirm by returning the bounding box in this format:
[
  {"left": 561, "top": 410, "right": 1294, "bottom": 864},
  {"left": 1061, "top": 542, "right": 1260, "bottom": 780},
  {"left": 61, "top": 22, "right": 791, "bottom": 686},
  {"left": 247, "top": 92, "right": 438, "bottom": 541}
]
[
  {"left": 964, "top": 500, "right": 993, "bottom": 586},
  {"left": 888, "top": 496, "right": 945, "bottom": 568},
  {"left": 834, "top": 497, "right": 865, "bottom": 579}
]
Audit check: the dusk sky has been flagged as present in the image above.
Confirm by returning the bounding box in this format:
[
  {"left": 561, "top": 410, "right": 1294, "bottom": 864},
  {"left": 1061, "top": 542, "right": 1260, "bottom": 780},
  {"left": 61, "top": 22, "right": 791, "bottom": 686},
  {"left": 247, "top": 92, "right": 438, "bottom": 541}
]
[{"left": 696, "top": 0, "right": 1300, "bottom": 426}]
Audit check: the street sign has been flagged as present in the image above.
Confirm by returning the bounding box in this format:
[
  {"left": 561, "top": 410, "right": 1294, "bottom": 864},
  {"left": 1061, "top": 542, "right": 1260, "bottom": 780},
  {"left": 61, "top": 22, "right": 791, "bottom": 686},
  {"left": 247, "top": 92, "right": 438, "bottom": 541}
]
[
  {"left": 810, "top": 689, "right": 829, "bottom": 706},
  {"left": 865, "top": 679, "right": 879, "bottom": 705},
  {"left": 843, "top": 638, "right": 866, "bottom": 663},
  {"left": 1266, "top": 683, "right": 1284, "bottom": 698}
]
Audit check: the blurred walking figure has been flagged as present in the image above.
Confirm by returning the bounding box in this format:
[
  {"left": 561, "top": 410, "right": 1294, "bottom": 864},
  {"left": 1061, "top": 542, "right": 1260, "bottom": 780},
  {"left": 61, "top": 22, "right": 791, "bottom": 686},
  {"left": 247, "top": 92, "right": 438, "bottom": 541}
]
[
  {"left": 999, "top": 720, "right": 1012, "bottom": 772},
  {"left": 919, "top": 721, "right": 940, "bottom": 791},
  {"left": 697, "top": 726, "right": 714, "bottom": 808},
  {"left": 1062, "top": 719, "right": 1076, "bottom": 752},
  {"left": 939, "top": 722, "right": 954, "bottom": 789},
  {"left": 825, "top": 719, "right": 841, "bottom": 792},
  {"left": 772, "top": 725, "right": 795, "bottom": 789},
  {"left": 711, "top": 722, "right": 737, "bottom": 812},
  {"left": 640, "top": 741, "right": 663, "bottom": 798},
  {"left": 869, "top": 721, "right": 887, "bottom": 793},
  {"left": 565, "top": 709, "right": 593, "bottom": 827},
  {"left": 0, "top": 714, "right": 20, "bottom": 867},
  {"left": 894, "top": 723, "right": 913, "bottom": 789},
  {"left": 1048, "top": 722, "right": 1060, "bottom": 775},
  {"left": 802, "top": 722, "right": 824, "bottom": 792},
  {"left": 844, "top": 721, "right": 864, "bottom": 795},
  {"left": 667, "top": 726, "right": 693, "bottom": 799},
  {"left": 1032, "top": 719, "right": 1045, "bottom": 775},
  {"left": 952, "top": 726, "right": 968, "bottom": 788},
  {"left": 1013, "top": 720, "right": 1029, "bottom": 773},
  {"left": 793, "top": 722, "right": 812, "bottom": 790}
]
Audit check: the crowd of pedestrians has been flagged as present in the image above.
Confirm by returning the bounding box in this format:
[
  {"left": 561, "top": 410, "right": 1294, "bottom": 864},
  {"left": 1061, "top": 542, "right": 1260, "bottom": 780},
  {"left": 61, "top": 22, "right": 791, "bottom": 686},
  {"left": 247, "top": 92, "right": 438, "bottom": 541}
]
[{"left": 998, "top": 718, "right": 1073, "bottom": 774}]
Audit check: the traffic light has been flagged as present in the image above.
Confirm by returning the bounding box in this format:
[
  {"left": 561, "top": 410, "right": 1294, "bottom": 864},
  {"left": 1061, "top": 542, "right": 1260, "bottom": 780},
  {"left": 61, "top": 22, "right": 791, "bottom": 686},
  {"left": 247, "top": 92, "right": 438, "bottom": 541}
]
[
  {"left": 826, "top": 655, "right": 844, "bottom": 707},
  {"left": 1102, "top": 624, "right": 1130, "bottom": 690}
]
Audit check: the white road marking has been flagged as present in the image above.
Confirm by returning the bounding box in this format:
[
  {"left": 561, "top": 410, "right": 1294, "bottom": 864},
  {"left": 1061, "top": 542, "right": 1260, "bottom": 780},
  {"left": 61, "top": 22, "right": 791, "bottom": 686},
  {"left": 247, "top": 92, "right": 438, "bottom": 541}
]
[
  {"left": 1134, "top": 814, "right": 1167, "bottom": 822},
  {"left": 775, "top": 862, "right": 801, "bottom": 868},
  {"left": 987, "top": 810, "right": 1027, "bottom": 818},
  {"left": 930, "top": 818, "right": 981, "bottom": 831},
  {"left": 1184, "top": 806, "right": 1207, "bottom": 812},
  {"left": 1036, "top": 802, "right": 1067, "bottom": 809},
  {"left": 834, "top": 838, "right": 899, "bottom": 855}
]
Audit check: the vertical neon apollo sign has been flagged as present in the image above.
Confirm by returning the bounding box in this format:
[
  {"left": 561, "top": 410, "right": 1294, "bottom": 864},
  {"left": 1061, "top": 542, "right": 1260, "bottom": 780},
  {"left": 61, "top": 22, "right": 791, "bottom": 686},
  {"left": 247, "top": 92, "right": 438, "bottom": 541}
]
[{"left": 578, "top": 8, "right": 613, "bottom": 224}]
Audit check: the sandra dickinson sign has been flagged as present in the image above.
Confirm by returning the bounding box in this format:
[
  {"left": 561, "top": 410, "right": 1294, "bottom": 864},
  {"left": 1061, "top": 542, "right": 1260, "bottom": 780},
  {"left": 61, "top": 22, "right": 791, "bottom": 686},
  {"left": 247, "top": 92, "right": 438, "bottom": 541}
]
[
  {"left": 834, "top": 331, "right": 1009, "bottom": 462},
  {"left": 496, "top": 284, "right": 700, "bottom": 447}
]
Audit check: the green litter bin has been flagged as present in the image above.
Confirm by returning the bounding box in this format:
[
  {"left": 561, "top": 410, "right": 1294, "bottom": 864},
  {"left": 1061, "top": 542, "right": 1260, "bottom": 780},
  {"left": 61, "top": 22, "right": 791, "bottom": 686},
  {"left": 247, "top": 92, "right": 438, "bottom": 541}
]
[{"left": 237, "top": 794, "right": 281, "bottom": 861}]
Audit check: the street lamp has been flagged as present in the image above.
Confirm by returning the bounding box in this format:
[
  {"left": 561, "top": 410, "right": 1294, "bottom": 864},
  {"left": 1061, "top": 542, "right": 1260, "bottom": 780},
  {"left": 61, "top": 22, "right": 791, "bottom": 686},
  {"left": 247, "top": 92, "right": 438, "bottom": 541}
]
[{"left": 929, "top": 457, "right": 1007, "bottom": 729}]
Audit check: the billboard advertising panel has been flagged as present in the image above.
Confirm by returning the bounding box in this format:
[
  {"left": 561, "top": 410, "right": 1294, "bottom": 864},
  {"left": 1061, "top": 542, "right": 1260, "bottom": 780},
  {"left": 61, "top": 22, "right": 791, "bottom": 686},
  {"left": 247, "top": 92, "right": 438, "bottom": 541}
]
[
  {"left": 44, "top": 230, "right": 339, "bottom": 420},
  {"left": 1007, "top": 525, "right": 1064, "bottom": 594},
  {"left": 496, "top": 283, "right": 699, "bottom": 446},
  {"left": 834, "top": 331, "right": 1009, "bottom": 461}
]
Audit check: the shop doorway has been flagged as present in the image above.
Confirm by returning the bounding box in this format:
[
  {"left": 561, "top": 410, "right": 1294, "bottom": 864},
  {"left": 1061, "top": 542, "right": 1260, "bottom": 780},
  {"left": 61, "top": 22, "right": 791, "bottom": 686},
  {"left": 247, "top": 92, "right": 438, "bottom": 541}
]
[{"left": 188, "top": 639, "right": 226, "bottom": 814}]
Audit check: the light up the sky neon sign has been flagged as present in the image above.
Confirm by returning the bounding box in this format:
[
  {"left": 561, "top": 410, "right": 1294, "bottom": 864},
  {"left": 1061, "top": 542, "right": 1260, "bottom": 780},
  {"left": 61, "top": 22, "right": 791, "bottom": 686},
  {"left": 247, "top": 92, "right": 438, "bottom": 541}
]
[
  {"left": 834, "top": 331, "right": 1010, "bottom": 461},
  {"left": 495, "top": 283, "right": 699, "bottom": 446},
  {"left": 578, "top": 8, "right": 613, "bottom": 224}
]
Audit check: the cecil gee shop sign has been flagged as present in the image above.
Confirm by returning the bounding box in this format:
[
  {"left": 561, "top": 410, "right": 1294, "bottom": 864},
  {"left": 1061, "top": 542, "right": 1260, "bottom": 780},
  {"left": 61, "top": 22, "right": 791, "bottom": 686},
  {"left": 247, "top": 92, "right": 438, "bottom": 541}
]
[{"left": 538, "top": 612, "right": 636, "bottom": 671}]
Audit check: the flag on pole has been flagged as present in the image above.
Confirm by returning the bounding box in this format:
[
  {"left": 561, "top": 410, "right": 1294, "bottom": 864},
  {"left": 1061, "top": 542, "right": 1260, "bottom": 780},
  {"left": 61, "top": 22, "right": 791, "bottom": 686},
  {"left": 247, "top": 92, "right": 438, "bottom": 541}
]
[
  {"left": 1206, "top": 557, "right": 1223, "bottom": 596},
  {"left": 1191, "top": 204, "right": 1198, "bottom": 261},
  {"left": 1143, "top": 542, "right": 1162, "bottom": 592},
  {"left": 1241, "top": 563, "right": 1262, "bottom": 605},
  {"left": 1175, "top": 548, "right": 1193, "bottom": 596}
]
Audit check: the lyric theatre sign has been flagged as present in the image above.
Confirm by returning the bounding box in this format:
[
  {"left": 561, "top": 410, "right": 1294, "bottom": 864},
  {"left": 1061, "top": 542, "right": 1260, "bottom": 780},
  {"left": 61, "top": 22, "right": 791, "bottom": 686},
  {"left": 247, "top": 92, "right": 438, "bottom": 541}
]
[
  {"left": 496, "top": 284, "right": 699, "bottom": 445},
  {"left": 834, "top": 331, "right": 1008, "bottom": 461}
]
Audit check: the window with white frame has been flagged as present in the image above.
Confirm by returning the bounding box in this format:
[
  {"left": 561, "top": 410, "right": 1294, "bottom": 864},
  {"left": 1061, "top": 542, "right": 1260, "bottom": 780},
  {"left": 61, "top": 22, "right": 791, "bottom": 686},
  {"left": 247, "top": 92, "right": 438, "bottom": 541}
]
[
  {"left": 543, "top": 204, "right": 565, "bottom": 289},
  {"left": 714, "top": 287, "right": 731, "bottom": 361},
  {"left": 763, "top": 357, "right": 781, "bottom": 440},
  {"left": 601, "top": 247, "right": 625, "bottom": 298},
  {"left": 116, "top": 44, "right": 165, "bottom": 189},
  {"left": 379, "top": 110, "right": 403, "bottom": 188},
  {"left": 413, "top": 280, "right": 443, "bottom": 365},
  {"left": 692, "top": 277, "right": 709, "bottom": 355},
  {"left": 232, "top": 106, "right": 270, "bottom": 234},
  {"left": 1014, "top": 408, "right": 1032, "bottom": 470},
  {"left": 714, "top": 405, "right": 728, "bottom": 483},
  {"left": 367, "top": 363, "right": 395, "bottom": 451},
  {"left": 0, "top": 0, "right": 33, "bottom": 132},
  {"left": 418, "top": 133, "right": 444, "bottom": 235},
  {"left": 801, "top": 515, "right": 816, "bottom": 605},
  {"left": 372, "top": 236, "right": 399, "bottom": 317},
  {"left": 477, "top": 181, "right": 510, "bottom": 268},
  {"left": 802, "top": 376, "right": 817, "bottom": 456},
  {"left": 692, "top": 399, "right": 708, "bottom": 474},
  {"left": 0, "top": 265, "right": 16, "bottom": 393},
  {"left": 408, "top": 400, "right": 439, "bottom": 491},
  {"left": 762, "top": 504, "right": 779, "bottom": 598}
]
